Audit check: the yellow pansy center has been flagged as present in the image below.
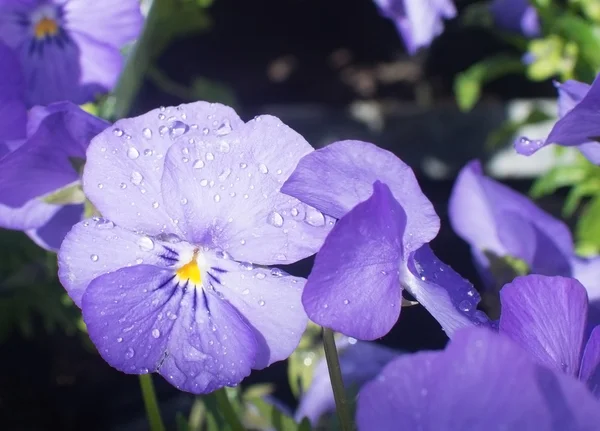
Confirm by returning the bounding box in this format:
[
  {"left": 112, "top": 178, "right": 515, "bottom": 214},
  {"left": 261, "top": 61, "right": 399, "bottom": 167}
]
[
  {"left": 34, "top": 17, "right": 59, "bottom": 39},
  {"left": 176, "top": 253, "right": 202, "bottom": 285}
]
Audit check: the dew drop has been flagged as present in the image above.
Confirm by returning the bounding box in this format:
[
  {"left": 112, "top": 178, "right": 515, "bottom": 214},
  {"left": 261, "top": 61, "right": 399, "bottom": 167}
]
[
  {"left": 258, "top": 299, "right": 266, "bottom": 306},
  {"left": 144, "top": 149, "right": 153, "bottom": 156},
  {"left": 113, "top": 128, "right": 124, "bottom": 137},
  {"left": 97, "top": 183, "right": 104, "bottom": 189},
  {"left": 151, "top": 328, "right": 161, "bottom": 338},
  {"left": 193, "top": 159, "right": 205, "bottom": 169},
  {"left": 158, "top": 113, "right": 166, "bottom": 120},
  {"left": 120, "top": 182, "right": 127, "bottom": 189},
  {"left": 218, "top": 141, "right": 231, "bottom": 153},
  {"left": 459, "top": 300, "right": 472, "bottom": 312},
  {"left": 138, "top": 236, "right": 155, "bottom": 251},
  {"left": 239, "top": 261, "right": 254, "bottom": 270},
  {"left": 216, "top": 119, "right": 232, "bottom": 136},
  {"left": 152, "top": 201, "right": 160, "bottom": 209},
  {"left": 158, "top": 125, "right": 168, "bottom": 136},
  {"left": 95, "top": 219, "right": 115, "bottom": 229},
  {"left": 199, "top": 179, "right": 208, "bottom": 187},
  {"left": 117, "top": 337, "right": 123, "bottom": 343},
  {"left": 343, "top": 299, "right": 350, "bottom": 305},
  {"left": 90, "top": 254, "right": 99, "bottom": 262},
  {"left": 125, "top": 348, "right": 135, "bottom": 359},
  {"left": 142, "top": 128, "right": 152, "bottom": 139},
  {"left": 127, "top": 147, "right": 140, "bottom": 160},
  {"left": 130, "top": 171, "right": 143, "bottom": 185},
  {"left": 267, "top": 211, "right": 284, "bottom": 227},
  {"left": 258, "top": 163, "right": 268, "bottom": 174},
  {"left": 206, "top": 152, "right": 215, "bottom": 161},
  {"left": 218, "top": 168, "right": 232, "bottom": 181},
  {"left": 239, "top": 162, "right": 247, "bottom": 169},
  {"left": 305, "top": 206, "right": 325, "bottom": 226},
  {"left": 270, "top": 268, "right": 284, "bottom": 277},
  {"left": 180, "top": 198, "right": 188, "bottom": 205},
  {"left": 169, "top": 121, "right": 189, "bottom": 139},
  {"left": 291, "top": 208, "right": 299, "bottom": 217},
  {"left": 256, "top": 273, "right": 266, "bottom": 280},
  {"left": 213, "top": 194, "right": 221, "bottom": 203}
]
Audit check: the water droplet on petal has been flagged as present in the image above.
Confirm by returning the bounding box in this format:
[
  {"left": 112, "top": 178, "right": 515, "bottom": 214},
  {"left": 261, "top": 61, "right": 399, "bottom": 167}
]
[
  {"left": 216, "top": 119, "right": 232, "bottom": 136},
  {"left": 152, "top": 201, "right": 160, "bottom": 209},
  {"left": 127, "top": 147, "right": 140, "bottom": 159},
  {"left": 267, "top": 211, "right": 284, "bottom": 227},
  {"left": 97, "top": 183, "right": 104, "bottom": 189},
  {"left": 144, "top": 149, "right": 153, "bottom": 156},
  {"left": 120, "top": 182, "right": 127, "bottom": 189},
  {"left": 180, "top": 198, "right": 188, "bottom": 205},
  {"left": 239, "top": 261, "right": 254, "bottom": 270},
  {"left": 305, "top": 206, "right": 325, "bottom": 226},
  {"left": 270, "top": 268, "right": 284, "bottom": 277},
  {"left": 138, "top": 236, "right": 155, "bottom": 251},
  {"left": 200, "top": 179, "right": 208, "bottom": 187},
  {"left": 343, "top": 299, "right": 350, "bottom": 305},
  {"left": 113, "top": 128, "right": 124, "bottom": 137},
  {"left": 193, "top": 159, "right": 205, "bottom": 169},
  {"left": 258, "top": 299, "right": 266, "bottom": 306},
  {"left": 169, "top": 121, "right": 189, "bottom": 139},
  {"left": 125, "top": 348, "right": 135, "bottom": 359},
  {"left": 241, "top": 288, "right": 250, "bottom": 295},
  {"left": 459, "top": 300, "right": 472, "bottom": 312},
  {"left": 90, "top": 254, "right": 99, "bottom": 262},
  {"left": 131, "top": 171, "right": 143, "bottom": 185},
  {"left": 206, "top": 152, "right": 215, "bottom": 161},
  {"left": 158, "top": 125, "right": 168, "bottom": 136},
  {"left": 158, "top": 113, "right": 166, "bottom": 120},
  {"left": 95, "top": 219, "right": 115, "bottom": 229},
  {"left": 142, "top": 128, "right": 152, "bottom": 139},
  {"left": 239, "top": 162, "right": 247, "bottom": 169},
  {"left": 256, "top": 273, "right": 266, "bottom": 280},
  {"left": 151, "top": 328, "right": 161, "bottom": 338},
  {"left": 218, "top": 141, "right": 231, "bottom": 153},
  {"left": 291, "top": 208, "right": 299, "bottom": 217},
  {"left": 258, "top": 163, "right": 268, "bottom": 174},
  {"left": 218, "top": 168, "right": 232, "bottom": 181},
  {"left": 213, "top": 194, "right": 221, "bottom": 203},
  {"left": 117, "top": 337, "right": 123, "bottom": 343}
]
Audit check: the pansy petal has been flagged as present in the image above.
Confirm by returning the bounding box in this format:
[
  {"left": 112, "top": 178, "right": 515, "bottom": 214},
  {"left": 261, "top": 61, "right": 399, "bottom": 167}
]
[
  {"left": 490, "top": 0, "right": 540, "bottom": 37},
  {"left": 403, "top": 245, "right": 490, "bottom": 337},
  {"left": 545, "top": 74, "right": 600, "bottom": 147},
  {"left": 580, "top": 326, "right": 600, "bottom": 397},
  {"left": 26, "top": 203, "right": 83, "bottom": 251},
  {"left": 82, "top": 265, "right": 257, "bottom": 393},
  {"left": 282, "top": 140, "right": 439, "bottom": 253},
  {"left": 161, "top": 115, "right": 332, "bottom": 265},
  {"left": 205, "top": 257, "right": 307, "bottom": 368},
  {"left": 556, "top": 80, "right": 590, "bottom": 117},
  {"left": 499, "top": 275, "right": 587, "bottom": 375},
  {"left": 65, "top": 0, "right": 143, "bottom": 47},
  {"left": 0, "top": 42, "right": 26, "bottom": 141},
  {"left": 83, "top": 102, "right": 244, "bottom": 235},
  {"left": 58, "top": 219, "right": 174, "bottom": 306},
  {"left": 302, "top": 182, "right": 404, "bottom": 340},
  {"left": 0, "top": 109, "right": 106, "bottom": 208},
  {"left": 356, "top": 327, "right": 600, "bottom": 431}
]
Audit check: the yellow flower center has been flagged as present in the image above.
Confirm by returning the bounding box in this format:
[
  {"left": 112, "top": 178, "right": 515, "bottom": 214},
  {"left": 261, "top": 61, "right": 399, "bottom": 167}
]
[
  {"left": 34, "top": 17, "right": 59, "bottom": 39},
  {"left": 176, "top": 254, "right": 202, "bottom": 285}
]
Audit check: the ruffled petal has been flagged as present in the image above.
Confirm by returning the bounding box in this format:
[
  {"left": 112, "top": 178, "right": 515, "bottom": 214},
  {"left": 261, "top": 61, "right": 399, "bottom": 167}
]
[
  {"left": 64, "top": 0, "right": 143, "bottom": 47},
  {"left": 0, "top": 41, "right": 26, "bottom": 141},
  {"left": 26, "top": 203, "right": 83, "bottom": 251},
  {"left": 403, "top": 245, "right": 490, "bottom": 337},
  {"left": 579, "top": 326, "right": 600, "bottom": 397},
  {"left": 302, "top": 182, "right": 404, "bottom": 340},
  {"left": 203, "top": 254, "right": 308, "bottom": 368},
  {"left": 161, "top": 115, "right": 332, "bottom": 265},
  {"left": 499, "top": 275, "right": 587, "bottom": 375},
  {"left": 82, "top": 264, "right": 257, "bottom": 393},
  {"left": 356, "top": 327, "right": 600, "bottom": 431},
  {"left": 0, "top": 199, "right": 59, "bottom": 232},
  {"left": 82, "top": 102, "right": 244, "bottom": 235},
  {"left": 282, "top": 140, "right": 439, "bottom": 254}
]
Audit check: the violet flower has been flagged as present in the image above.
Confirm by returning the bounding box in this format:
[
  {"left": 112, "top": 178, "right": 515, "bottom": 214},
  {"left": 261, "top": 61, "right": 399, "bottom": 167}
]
[
  {"left": 373, "top": 0, "right": 456, "bottom": 55},
  {"left": 448, "top": 160, "right": 600, "bottom": 313},
  {"left": 0, "top": 42, "right": 108, "bottom": 250},
  {"left": 356, "top": 327, "right": 600, "bottom": 430},
  {"left": 295, "top": 337, "right": 399, "bottom": 425},
  {"left": 282, "top": 140, "right": 490, "bottom": 341},
  {"left": 500, "top": 275, "right": 600, "bottom": 397},
  {"left": 58, "top": 103, "right": 333, "bottom": 393},
  {"left": 515, "top": 76, "right": 600, "bottom": 164},
  {"left": 0, "top": 0, "right": 143, "bottom": 106},
  {"left": 490, "top": 0, "right": 540, "bottom": 38}
]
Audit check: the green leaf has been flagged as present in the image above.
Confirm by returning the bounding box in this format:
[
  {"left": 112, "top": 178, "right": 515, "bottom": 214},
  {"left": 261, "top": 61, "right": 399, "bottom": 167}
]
[
  {"left": 563, "top": 177, "right": 600, "bottom": 216},
  {"left": 576, "top": 195, "right": 600, "bottom": 254},
  {"left": 555, "top": 14, "right": 600, "bottom": 70},
  {"left": 42, "top": 183, "right": 86, "bottom": 205},
  {"left": 454, "top": 55, "right": 525, "bottom": 112},
  {"left": 175, "top": 412, "right": 190, "bottom": 431},
  {"left": 529, "top": 164, "right": 589, "bottom": 198}
]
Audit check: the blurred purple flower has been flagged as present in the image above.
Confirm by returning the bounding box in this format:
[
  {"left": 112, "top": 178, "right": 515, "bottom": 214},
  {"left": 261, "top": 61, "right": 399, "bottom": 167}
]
[
  {"left": 356, "top": 327, "right": 600, "bottom": 431},
  {"left": 490, "top": 0, "right": 540, "bottom": 37},
  {"left": 58, "top": 103, "right": 333, "bottom": 394},
  {"left": 499, "top": 275, "right": 600, "bottom": 398},
  {"left": 282, "top": 140, "right": 490, "bottom": 341},
  {"left": 515, "top": 77, "right": 600, "bottom": 164},
  {"left": 295, "top": 337, "right": 399, "bottom": 425},
  {"left": 0, "top": 0, "right": 143, "bottom": 106},
  {"left": 448, "top": 160, "right": 600, "bottom": 313},
  {"left": 373, "top": 0, "right": 456, "bottom": 54},
  {"left": 0, "top": 44, "right": 108, "bottom": 250}
]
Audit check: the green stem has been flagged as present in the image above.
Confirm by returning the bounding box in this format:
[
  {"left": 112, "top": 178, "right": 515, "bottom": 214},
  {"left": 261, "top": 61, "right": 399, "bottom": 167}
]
[
  {"left": 139, "top": 374, "right": 166, "bottom": 431},
  {"left": 322, "top": 328, "right": 354, "bottom": 431},
  {"left": 214, "top": 388, "right": 246, "bottom": 431}
]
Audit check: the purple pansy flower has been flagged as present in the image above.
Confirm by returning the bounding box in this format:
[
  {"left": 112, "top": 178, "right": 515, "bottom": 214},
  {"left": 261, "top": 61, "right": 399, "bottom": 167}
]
[
  {"left": 448, "top": 160, "right": 600, "bottom": 313},
  {"left": 499, "top": 275, "right": 600, "bottom": 397},
  {"left": 295, "top": 337, "right": 399, "bottom": 425},
  {"left": 0, "top": 43, "right": 108, "bottom": 250},
  {"left": 515, "top": 76, "right": 600, "bottom": 164},
  {"left": 58, "top": 102, "right": 333, "bottom": 393},
  {"left": 356, "top": 327, "right": 600, "bottom": 430},
  {"left": 282, "top": 140, "right": 490, "bottom": 341},
  {"left": 373, "top": 0, "right": 456, "bottom": 55},
  {"left": 0, "top": 0, "right": 143, "bottom": 106},
  {"left": 490, "top": 0, "right": 540, "bottom": 38}
]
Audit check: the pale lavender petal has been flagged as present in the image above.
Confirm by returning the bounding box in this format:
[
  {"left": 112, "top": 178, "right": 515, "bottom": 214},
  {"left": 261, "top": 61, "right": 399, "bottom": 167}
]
[
  {"left": 0, "top": 199, "right": 59, "bottom": 231},
  {"left": 26, "top": 203, "right": 83, "bottom": 251},
  {"left": 403, "top": 245, "right": 491, "bottom": 337},
  {"left": 302, "top": 182, "right": 404, "bottom": 340},
  {"left": 204, "top": 256, "right": 308, "bottom": 368},
  {"left": 64, "top": 0, "right": 143, "bottom": 47},
  {"left": 356, "top": 327, "right": 600, "bottom": 430},
  {"left": 579, "top": 326, "right": 600, "bottom": 397},
  {"left": 282, "top": 140, "right": 439, "bottom": 254},
  {"left": 500, "top": 275, "right": 587, "bottom": 376},
  {"left": 82, "top": 103, "right": 244, "bottom": 235},
  {"left": 161, "top": 115, "right": 332, "bottom": 265},
  {"left": 82, "top": 264, "right": 257, "bottom": 393},
  {"left": 571, "top": 256, "right": 600, "bottom": 310},
  {"left": 556, "top": 80, "right": 590, "bottom": 117},
  {"left": 58, "top": 219, "right": 174, "bottom": 306}
]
